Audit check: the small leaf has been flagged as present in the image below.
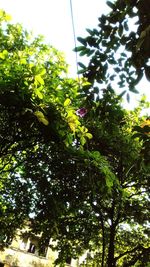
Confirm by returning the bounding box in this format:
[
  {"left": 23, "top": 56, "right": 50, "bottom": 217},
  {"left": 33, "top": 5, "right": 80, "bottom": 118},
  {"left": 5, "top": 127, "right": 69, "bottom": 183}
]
[
  {"left": 80, "top": 136, "right": 86, "bottom": 145},
  {"left": 64, "top": 98, "right": 71, "bottom": 107},
  {"left": 67, "top": 116, "right": 77, "bottom": 132},
  {"left": 106, "top": 176, "right": 113, "bottom": 188},
  {"left": 79, "top": 50, "right": 89, "bottom": 56},
  {"left": 118, "top": 24, "right": 123, "bottom": 37},
  {"left": 73, "top": 46, "right": 85, "bottom": 52},
  {"left": 34, "top": 111, "right": 49, "bottom": 125},
  {"left": 87, "top": 49, "right": 95, "bottom": 57},
  {"left": 77, "top": 37, "right": 87, "bottom": 46},
  {"left": 106, "top": 1, "right": 115, "bottom": 9},
  {"left": 0, "top": 53, "right": 5, "bottom": 59},
  {"left": 92, "top": 151, "right": 100, "bottom": 160},
  {"left": 5, "top": 14, "right": 12, "bottom": 21},
  {"left": 69, "top": 122, "right": 76, "bottom": 132},
  {"left": 20, "top": 58, "right": 27, "bottom": 64},
  {"left": 85, "top": 133, "right": 93, "bottom": 139},
  {"left": 34, "top": 111, "right": 45, "bottom": 119},
  {"left": 86, "top": 28, "right": 94, "bottom": 35},
  {"left": 124, "top": 21, "right": 129, "bottom": 31},
  {"left": 78, "top": 62, "right": 86, "bottom": 69},
  {"left": 40, "top": 118, "right": 49, "bottom": 126},
  {"left": 3, "top": 50, "right": 8, "bottom": 56},
  {"left": 35, "top": 75, "right": 44, "bottom": 85},
  {"left": 119, "top": 90, "right": 126, "bottom": 98},
  {"left": 0, "top": 50, "right": 8, "bottom": 59},
  {"left": 35, "top": 90, "right": 43, "bottom": 99},
  {"left": 129, "top": 87, "right": 139, "bottom": 94},
  {"left": 126, "top": 93, "right": 130, "bottom": 103},
  {"left": 40, "top": 68, "right": 46, "bottom": 76},
  {"left": 121, "top": 52, "right": 127, "bottom": 57},
  {"left": 78, "top": 69, "right": 86, "bottom": 74}
]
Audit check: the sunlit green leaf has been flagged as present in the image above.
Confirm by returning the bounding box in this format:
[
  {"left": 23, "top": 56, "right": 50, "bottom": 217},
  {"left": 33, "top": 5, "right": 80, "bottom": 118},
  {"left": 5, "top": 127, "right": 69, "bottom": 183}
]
[{"left": 64, "top": 98, "right": 71, "bottom": 107}]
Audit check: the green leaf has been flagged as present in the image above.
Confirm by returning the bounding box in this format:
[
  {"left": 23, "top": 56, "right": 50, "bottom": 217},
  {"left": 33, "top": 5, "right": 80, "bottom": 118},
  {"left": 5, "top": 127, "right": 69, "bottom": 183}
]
[
  {"left": 86, "top": 28, "right": 94, "bottom": 35},
  {"left": 78, "top": 62, "right": 86, "bottom": 69},
  {"left": 87, "top": 49, "right": 95, "bottom": 57},
  {"left": 92, "top": 151, "right": 101, "bottom": 160},
  {"left": 64, "top": 98, "right": 71, "bottom": 107},
  {"left": 35, "top": 89, "right": 43, "bottom": 99},
  {"left": 78, "top": 69, "right": 86, "bottom": 74},
  {"left": 35, "top": 75, "right": 44, "bottom": 85},
  {"left": 126, "top": 93, "right": 130, "bottom": 102},
  {"left": 0, "top": 52, "right": 5, "bottom": 59},
  {"left": 119, "top": 90, "right": 126, "bottom": 98},
  {"left": 77, "top": 37, "right": 87, "bottom": 46},
  {"left": 85, "top": 133, "right": 93, "bottom": 139},
  {"left": 106, "top": 1, "right": 115, "bottom": 9},
  {"left": 79, "top": 50, "right": 89, "bottom": 56},
  {"left": 20, "top": 58, "right": 27, "bottom": 65},
  {"left": 0, "top": 50, "right": 8, "bottom": 59},
  {"left": 40, "top": 68, "right": 46, "bottom": 76},
  {"left": 129, "top": 87, "right": 139, "bottom": 94},
  {"left": 73, "top": 46, "right": 85, "bottom": 52},
  {"left": 34, "top": 111, "right": 49, "bottom": 125},
  {"left": 105, "top": 176, "right": 114, "bottom": 188},
  {"left": 121, "top": 52, "right": 127, "bottom": 57},
  {"left": 5, "top": 14, "right": 12, "bottom": 21},
  {"left": 124, "top": 21, "right": 129, "bottom": 31},
  {"left": 80, "top": 136, "right": 86, "bottom": 145},
  {"left": 118, "top": 24, "right": 123, "bottom": 37}
]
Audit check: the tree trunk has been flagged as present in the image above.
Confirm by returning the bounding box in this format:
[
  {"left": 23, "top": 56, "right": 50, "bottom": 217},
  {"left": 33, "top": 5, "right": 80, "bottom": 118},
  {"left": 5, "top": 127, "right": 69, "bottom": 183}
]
[
  {"left": 107, "top": 225, "right": 116, "bottom": 267},
  {"left": 101, "top": 217, "right": 105, "bottom": 267}
]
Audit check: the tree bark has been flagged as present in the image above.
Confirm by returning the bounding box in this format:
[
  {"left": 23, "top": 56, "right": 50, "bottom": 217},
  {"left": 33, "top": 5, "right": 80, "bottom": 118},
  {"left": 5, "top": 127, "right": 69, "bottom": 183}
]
[
  {"left": 100, "top": 212, "right": 105, "bottom": 267},
  {"left": 107, "top": 225, "right": 116, "bottom": 267}
]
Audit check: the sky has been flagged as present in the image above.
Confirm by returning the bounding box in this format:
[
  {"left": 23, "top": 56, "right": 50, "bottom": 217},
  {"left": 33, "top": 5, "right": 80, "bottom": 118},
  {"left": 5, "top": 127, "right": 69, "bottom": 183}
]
[
  {"left": 0, "top": 0, "right": 149, "bottom": 112},
  {"left": 0, "top": 0, "right": 110, "bottom": 74}
]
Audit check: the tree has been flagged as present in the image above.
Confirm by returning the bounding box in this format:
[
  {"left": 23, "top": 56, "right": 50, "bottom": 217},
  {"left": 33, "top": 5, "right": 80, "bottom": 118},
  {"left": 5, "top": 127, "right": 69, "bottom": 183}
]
[
  {"left": 26, "top": 90, "right": 149, "bottom": 267},
  {"left": 0, "top": 4, "right": 149, "bottom": 267},
  {"left": 0, "top": 9, "right": 92, "bottom": 245},
  {"left": 75, "top": 0, "right": 150, "bottom": 101}
]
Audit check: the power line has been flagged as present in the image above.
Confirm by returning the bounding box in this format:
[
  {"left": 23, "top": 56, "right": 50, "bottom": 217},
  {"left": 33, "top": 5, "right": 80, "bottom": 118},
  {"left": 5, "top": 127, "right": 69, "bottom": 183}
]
[{"left": 69, "top": 0, "right": 80, "bottom": 78}]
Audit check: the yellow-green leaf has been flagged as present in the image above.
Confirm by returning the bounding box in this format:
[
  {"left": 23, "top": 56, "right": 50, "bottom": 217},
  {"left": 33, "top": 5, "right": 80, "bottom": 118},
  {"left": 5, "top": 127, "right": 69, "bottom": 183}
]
[
  {"left": 68, "top": 122, "right": 76, "bottom": 132},
  {"left": 67, "top": 116, "right": 77, "bottom": 132},
  {"left": 39, "top": 117, "right": 49, "bottom": 126},
  {"left": 0, "top": 52, "right": 5, "bottom": 59},
  {"left": 40, "top": 68, "right": 46, "bottom": 76},
  {"left": 0, "top": 50, "right": 8, "bottom": 59},
  {"left": 64, "top": 98, "right": 71, "bottom": 107},
  {"left": 34, "top": 111, "right": 49, "bottom": 125},
  {"left": 35, "top": 89, "right": 43, "bottom": 99},
  {"left": 34, "top": 111, "right": 44, "bottom": 119},
  {"left": 85, "top": 133, "right": 93, "bottom": 139},
  {"left": 80, "top": 136, "right": 86, "bottom": 145},
  {"left": 20, "top": 58, "right": 27, "bottom": 64},
  {"left": 35, "top": 74, "right": 44, "bottom": 85},
  {"left": 5, "top": 14, "right": 12, "bottom": 21}
]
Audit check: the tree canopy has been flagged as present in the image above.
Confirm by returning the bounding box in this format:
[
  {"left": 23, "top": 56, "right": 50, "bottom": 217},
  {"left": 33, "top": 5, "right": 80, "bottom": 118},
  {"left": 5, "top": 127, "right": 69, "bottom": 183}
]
[
  {"left": 0, "top": 8, "right": 92, "bottom": 245},
  {"left": 75, "top": 0, "right": 150, "bottom": 101},
  {"left": 0, "top": 3, "right": 150, "bottom": 267}
]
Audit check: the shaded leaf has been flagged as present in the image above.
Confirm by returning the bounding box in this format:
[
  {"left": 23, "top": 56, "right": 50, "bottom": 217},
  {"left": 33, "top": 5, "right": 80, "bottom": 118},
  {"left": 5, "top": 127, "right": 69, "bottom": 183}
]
[
  {"left": 77, "top": 37, "right": 87, "bottom": 46},
  {"left": 106, "top": 1, "right": 115, "bottom": 9},
  {"left": 126, "top": 92, "right": 130, "bottom": 102}
]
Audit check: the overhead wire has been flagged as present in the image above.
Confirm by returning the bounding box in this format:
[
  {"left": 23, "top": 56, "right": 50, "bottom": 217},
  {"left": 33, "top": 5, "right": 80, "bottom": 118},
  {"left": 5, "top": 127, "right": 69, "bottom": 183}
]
[
  {"left": 69, "top": 0, "right": 92, "bottom": 187},
  {"left": 69, "top": 0, "right": 80, "bottom": 81}
]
